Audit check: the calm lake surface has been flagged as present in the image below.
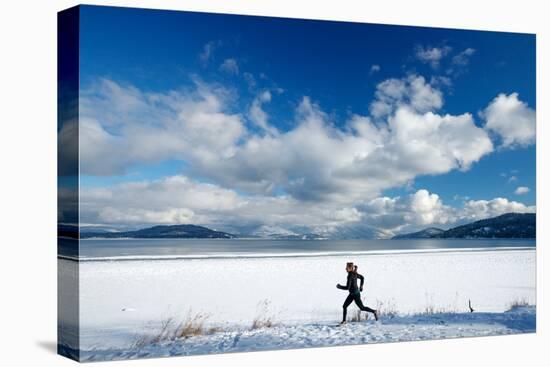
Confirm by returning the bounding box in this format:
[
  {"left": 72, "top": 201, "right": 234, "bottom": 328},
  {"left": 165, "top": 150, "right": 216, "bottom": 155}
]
[{"left": 64, "top": 238, "right": 536, "bottom": 260}]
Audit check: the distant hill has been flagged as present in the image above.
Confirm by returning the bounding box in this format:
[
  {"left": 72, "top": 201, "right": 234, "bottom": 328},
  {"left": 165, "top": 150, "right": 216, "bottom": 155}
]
[
  {"left": 392, "top": 227, "right": 444, "bottom": 239},
  {"left": 80, "top": 224, "right": 236, "bottom": 239},
  {"left": 392, "top": 213, "right": 535, "bottom": 239},
  {"left": 58, "top": 224, "right": 79, "bottom": 239},
  {"left": 438, "top": 213, "right": 535, "bottom": 239}
]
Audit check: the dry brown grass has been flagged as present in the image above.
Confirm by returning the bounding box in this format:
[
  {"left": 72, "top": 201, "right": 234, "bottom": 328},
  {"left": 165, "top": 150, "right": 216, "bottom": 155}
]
[
  {"left": 176, "top": 311, "right": 211, "bottom": 339},
  {"left": 150, "top": 315, "right": 177, "bottom": 343},
  {"left": 131, "top": 310, "right": 215, "bottom": 349},
  {"left": 250, "top": 299, "right": 279, "bottom": 330},
  {"left": 508, "top": 298, "right": 530, "bottom": 310}
]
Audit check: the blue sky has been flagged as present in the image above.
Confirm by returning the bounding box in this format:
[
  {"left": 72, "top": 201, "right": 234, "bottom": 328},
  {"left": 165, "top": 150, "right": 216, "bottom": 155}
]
[{"left": 74, "top": 5, "right": 536, "bottom": 236}]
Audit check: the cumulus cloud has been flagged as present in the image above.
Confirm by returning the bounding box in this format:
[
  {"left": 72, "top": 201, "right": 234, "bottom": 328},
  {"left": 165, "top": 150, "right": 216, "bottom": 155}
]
[
  {"left": 482, "top": 93, "right": 536, "bottom": 148},
  {"left": 249, "top": 91, "right": 278, "bottom": 135},
  {"left": 80, "top": 75, "right": 494, "bottom": 209},
  {"left": 81, "top": 175, "right": 245, "bottom": 226},
  {"left": 80, "top": 175, "right": 368, "bottom": 233},
  {"left": 69, "top": 31, "right": 538, "bottom": 236},
  {"left": 359, "top": 190, "right": 535, "bottom": 235},
  {"left": 79, "top": 78, "right": 245, "bottom": 175},
  {"left": 415, "top": 45, "right": 452, "bottom": 69},
  {"left": 369, "top": 75, "right": 443, "bottom": 118},
  {"left": 198, "top": 92, "right": 491, "bottom": 203},
  {"left": 359, "top": 189, "right": 452, "bottom": 232},
  {"left": 77, "top": 73, "right": 536, "bottom": 237},
  {"left": 219, "top": 58, "right": 239, "bottom": 74},
  {"left": 408, "top": 189, "right": 449, "bottom": 225},
  {"left": 80, "top": 177, "right": 535, "bottom": 237},
  {"left": 515, "top": 186, "right": 530, "bottom": 195},
  {"left": 460, "top": 197, "right": 535, "bottom": 221}
]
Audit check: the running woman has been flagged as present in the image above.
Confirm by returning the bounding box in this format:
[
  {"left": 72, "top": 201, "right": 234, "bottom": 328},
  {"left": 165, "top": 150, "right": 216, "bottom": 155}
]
[{"left": 336, "top": 262, "right": 379, "bottom": 324}]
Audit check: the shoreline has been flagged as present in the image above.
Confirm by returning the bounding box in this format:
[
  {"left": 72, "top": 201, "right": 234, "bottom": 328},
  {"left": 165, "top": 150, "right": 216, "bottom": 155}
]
[{"left": 59, "top": 246, "right": 535, "bottom": 262}]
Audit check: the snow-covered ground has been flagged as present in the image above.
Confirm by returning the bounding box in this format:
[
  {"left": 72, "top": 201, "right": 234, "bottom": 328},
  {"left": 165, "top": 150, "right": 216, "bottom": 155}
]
[
  {"left": 72, "top": 306, "right": 535, "bottom": 362},
  {"left": 58, "top": 247, "right": 536, "bottom": 361}
]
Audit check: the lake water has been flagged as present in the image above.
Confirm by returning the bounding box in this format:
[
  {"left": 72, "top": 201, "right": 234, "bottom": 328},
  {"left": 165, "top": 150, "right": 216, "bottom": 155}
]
[{"left": 62, "top": 238, "right": 536, "bottom": 260}]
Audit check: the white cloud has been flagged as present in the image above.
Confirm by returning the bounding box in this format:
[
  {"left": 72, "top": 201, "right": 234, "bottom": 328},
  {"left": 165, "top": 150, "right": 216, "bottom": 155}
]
[
  {"left": 80, "top": 177, "right": 535, "bottom": 237},
  {"left": 219, "top": 58, "right": 239, "bottom": 74},
  {"left": 452, "top": 48, "right": 475, "bottom": 66},
  {"left": 408, "top": 189, "right": 449, "bottom": 225},
  {"left": 359, "top": 189, "right": 452, "bottom": 232},
  {"left": 415, "top": 45, "right": 452, "bottom": 69},
  {"left": 482, "top": 93, "right": 536, "bottom": 148},
  {"left": 80, "top": 175, "right": 370, "bottom": 233},
  {"left": 350, "top": 189, "right": 535, "bottom": 235},
  {"left": 369, "top": 64, "right": 381, "bottom": 75},
  {"left": 98, "top": 207, "right": 197, "bottom": 225},
  {"left": 249, "top": 91, "right": 278, "bottom": 136},
  {"left": 75, "top": 70, "right": 536, "bottom": 235},
  {"left": 359, "top": 190, "right": 535, "bottom": 235},
  {"left": 446, "top": 48, "right": 476, "bottom": 76},
  {"left": 508, "top": 176, "right": 518, "bottom": 183},
  {"left": 515, "top": 186, "right": 530, "bottom": 195},
  {"left": 79, "top": 78, "right": 245, "bottom": 175},
  {"left": 326, "top": 207, "right": 363, "bottom": 222},
  {"left": 460, "top": 197, "right": 535, "bottom": 221},
  {"left": 199, "top": 41, "right": 220, "bottom": 65},
  {"left": 81, "top": 175, "right": 245, "bottom": 226},
  {"left": 200, "top": 91, "right": 491, "bottom": 203},
  {"left": 408, "top": 76, "right": 445, "bottom": 112},
  {"left": 415, "top": 46, "right": 474, "bottom": 77},
  {"left": 80, "top": 75, "right": 494, "bottom": 209},
  {"left": 370, "top": 75, "right": 443, "bottom": 118}
]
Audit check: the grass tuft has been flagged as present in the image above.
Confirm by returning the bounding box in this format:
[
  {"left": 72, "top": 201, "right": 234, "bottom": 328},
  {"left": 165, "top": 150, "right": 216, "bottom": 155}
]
[
  {"left": 375, "top": 298, "right": 398, "bottom": 318},
  {"left": 130, "top": 310, "right": 214, "bottom": 350},
  {"left": 508, "top": 298, "right": 530, "bottom": 310},
  {"left": 251, "top": 299, "right": 279, "bottom": 329}
]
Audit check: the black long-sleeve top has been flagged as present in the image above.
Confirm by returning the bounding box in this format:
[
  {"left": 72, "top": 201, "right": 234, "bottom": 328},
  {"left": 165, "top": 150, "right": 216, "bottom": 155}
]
[{"left": 337, "top": 272, "right": 364, "bottom": 294}]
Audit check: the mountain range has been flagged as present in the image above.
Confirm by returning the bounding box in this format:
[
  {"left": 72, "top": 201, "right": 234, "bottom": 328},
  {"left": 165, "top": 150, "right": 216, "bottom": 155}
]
[
  {"left": 392, "top": 213, "right": 535, "bottom": 239},
  {"left": 75, "top": 212, "right": 535, "bottom": 240},
  {"left": 392, "top": 227, "right": 445, "bottom": 239},
  {"left": 79, "top": 224, "right": 236, "bottom": 239}
]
